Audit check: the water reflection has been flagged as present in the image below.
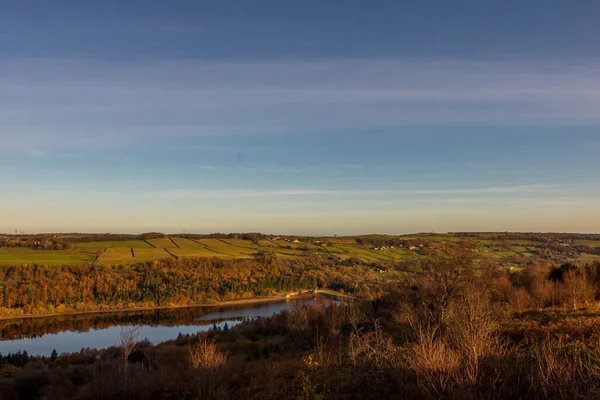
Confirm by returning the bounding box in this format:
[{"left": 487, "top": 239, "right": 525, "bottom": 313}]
[{"left": 0, "top": 299, "right": 308, "bottom": 356}]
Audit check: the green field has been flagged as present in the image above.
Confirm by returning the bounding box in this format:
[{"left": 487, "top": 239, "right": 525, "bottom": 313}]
[
  {"left": 0, "top": 248, "right": 97, "bottom": 265},
  {"left": 0, "top": 234, "right": 599, "bottom": 266},
  {"left": 146, "top": 238, "right": 178, "bottom": 248},
  {"left": 96, "top": 248, "right": 173, "bottom": 264},
  {"left": 74, "top": 240, "right": 151, "bottom": 249}
]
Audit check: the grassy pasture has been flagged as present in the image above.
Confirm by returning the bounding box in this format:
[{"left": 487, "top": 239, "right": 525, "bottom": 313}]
[
  {"left": 170, "top": 237, "right": 205, "bottom": 248},
  {"left": 258, "top": 239, "right": 281, "bottom": 248},
  {"left": 1, "top": 234, "right": 599, "bottom": 267},
  {"left": 388, "top": 248, "right": 416, "bottom": 258},
  {"left": 573, "top": 239, "right": 600, "bottom": 246},
  {"left": 75, "top": 240, "right": 151, "bottom": 249},
  {"left": 95, "top": 248, "right": 134, "bottom": 264},
  {"left": 337, "top": 246, "right": 388, "bottom": 262},
  {"left": 170, "top": 247, "right": 236, "bottom": 259},
  {"left": 578, "top": 254, "right": 600, "bottom": 262},
  {"left": 271, "top": 240, "right": 301, "bottom": 248},
  {"left": 194, "top": 239, "right": 256, "bottom": 256},
  {"left": 0, "top": 248, "right": 97, "bottom": 265},
  {"left": 267, "top": 248, "right": 303, "bottom": 257},
  {"left": 146, "top": 238, "right": 178, "bottom": 248},
  {"left": 74, "top": 240, "right": 151, "bottom": 249},
  {"left": 507, "top": 240, "right": 533, "bottom": 245},
  {"left": 270, "top": 240, "right": 325, "bottom": 252},
  {"left": 493, "top": 250, "right": 520, "bottom": 257},
  {"left": 95, "top": 248, "right": 174, "bottom": 265},
  {"left": 511, "top": 246, "right": 528, "bottom": 253},
  {"left": 133, "top": 248, "right": 174, "bottom": 262},
  {"left": 220, "top": 239, "right": 259, "bottom": 249}
]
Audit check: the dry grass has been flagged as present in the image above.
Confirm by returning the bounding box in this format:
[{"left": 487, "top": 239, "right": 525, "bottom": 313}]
[{"left": 410, "top": 326, "right": 461, "bottom": 397}]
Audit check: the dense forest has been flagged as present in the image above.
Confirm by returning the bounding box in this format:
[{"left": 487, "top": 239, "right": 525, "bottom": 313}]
[
  {"left": 2, "top": 243, "right": 600, "bottom": 398},
  {"left": 0, "top": 254, "right": 381, "bottom": 318}
]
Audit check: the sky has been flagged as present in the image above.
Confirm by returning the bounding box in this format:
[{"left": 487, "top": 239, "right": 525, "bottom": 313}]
[{"left": 1, "top": 1, "right": 599, "bottom": 235}]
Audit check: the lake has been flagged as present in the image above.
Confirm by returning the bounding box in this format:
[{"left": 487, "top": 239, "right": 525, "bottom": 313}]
[{"left": 0, "top": 299, "right": 311, "bottom": 356}]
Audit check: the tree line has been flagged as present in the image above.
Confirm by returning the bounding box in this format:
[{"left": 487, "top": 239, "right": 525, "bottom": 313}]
[{"left": 0, "top": 254, "right": 379, "bottom": 318}]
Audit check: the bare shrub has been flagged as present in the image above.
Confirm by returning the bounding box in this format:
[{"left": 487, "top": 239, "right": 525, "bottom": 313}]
[
  {"left": 531, "top": 339, "right": 585, "bottom": 399},
  {"left": 525, "top": 263, "right": 557, "bottom": 308},
  {"left": 409, "top": 326, "right": 461, "bottom": 398},
  {"left": 188, "top": 338, "right": 227, "bottom": 370},
  {"left": 287, "top": 304, "right": 311, "bottom": 333},
  {"left": 447, "top": 287, "right": 503, "bottom": 385},
  {"left": 322, "top": 302, "right": 344, "bottom": 336},
  {"left": 348, "top": 320, "right": 403, "bottom": 370},
  {"left": 118, "top": 326, "right": 140, "bottom": 372},
  {"left": 342, "top": 301, "right": 373, "bottom": 330},
  {"left": 508, "top": 286, "right": 532, "bottom": 315},
  {"left": 188, "top": 339, "right": 228, "bottom": 400},
  {"left": 560, "top": 269, "right": 596, "bottom": 310},
  {"left": 392, "top": 242, "right": 478, "bottom": 332}
]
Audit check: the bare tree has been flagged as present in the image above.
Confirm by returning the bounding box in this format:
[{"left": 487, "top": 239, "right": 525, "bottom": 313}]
[
  {"left": 392, "top": 241, "right": 478, "bottom": 331},
  {"left": 189, "top": 338, "right": 228, "bottom": 399},
  {"left": 188, "top": 338, "right": 227, "bottom": 370},
  {"left": 119, "top": 325, "right": 140, "bottom": 372},
  {"left": 562, "top": 268, "right": 596, "bottom": 310},
  {"left": 447, "top": 285, "right": 502, "bottom": 385},
  {"left": 509, "top": 286, "right": 532, "bottom": 315}
]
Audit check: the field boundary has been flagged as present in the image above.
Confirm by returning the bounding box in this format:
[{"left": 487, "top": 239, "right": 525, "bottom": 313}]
[
  {"left": 164, "top": 248, "right": 179, "bottom": 259},
  {"left": 131, "top": 248, "right": 135, "bottom": 257},
  {"left": 92, "top": 251, "right": 103, "bottom": 266},
  {"left": 168, "top": 237, "right": 180, "bottom": 248},
  {"left": 217, "top": 238, "right": 256, "bottom": 251},
  {"left": 188, "top": 239, "right": 227, "bottom": 255},
  {"left": 145, "top": 240, "right": 156, "bottom": 248}
]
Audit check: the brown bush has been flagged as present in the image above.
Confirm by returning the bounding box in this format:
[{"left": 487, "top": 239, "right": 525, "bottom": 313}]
[
  {"left": 188, "top": 339, "right": 227, "bottom": 370},
  {"left": 409, "top": 326, "right": 461, "bottom": 398},
  {"left": 508, "top": 286, "right": 532, "bottom": 315},
  {"left": 559, "top": 269, "right": 596, "bottom": 309},
  {"left": 447, "top": 288, "right": 503, "bottom": 385}
]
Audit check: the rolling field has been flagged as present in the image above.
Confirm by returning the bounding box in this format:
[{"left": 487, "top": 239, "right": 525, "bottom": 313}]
[
  {"left": 0, "top": 234, "right": 598, "bottom": 266},
  {"left": 146, "top": 238, "right": 178, "bottom": 248},
  {"left": 0, "top": 248, "right": 97, "bottom": 265},
  {"left": 191, "top": 239, "right": 252, "bottom": 256},
  {"left": 74, "top": 240, "right": 151, "bottom": 249},
  {"left": 95, "top": 248, "right": 173, "bottom": 264}
]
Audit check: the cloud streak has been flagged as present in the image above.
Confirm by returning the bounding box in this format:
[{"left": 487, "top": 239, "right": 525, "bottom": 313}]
[
  {"left": 160, "top": 184, "right": 556, "bottom": 199},
  {"left": 1, "top": 58, "right": 600, "bottom": 150}
]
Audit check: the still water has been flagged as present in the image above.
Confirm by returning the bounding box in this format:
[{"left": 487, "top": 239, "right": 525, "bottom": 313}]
[{"left": 0, "top": 300, "right": 306, "bottom": 356}]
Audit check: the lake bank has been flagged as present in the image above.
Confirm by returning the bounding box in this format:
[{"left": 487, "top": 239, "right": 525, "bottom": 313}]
[
  {"left": 0, "top": 289, "right": 352, "bottom": 323},
  {"left": 0, "top": 292, "right": 310, "bottom": 322},
  {"left": 0, "top": 299, "right": 316, "bottom": 356}
]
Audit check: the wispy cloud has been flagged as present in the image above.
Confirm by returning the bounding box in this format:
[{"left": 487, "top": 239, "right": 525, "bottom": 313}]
[
  {"left": 188, "top": 164, "right": 224, "bottom": 170},
  {"left": 25, "top": 148, "right": 44, "bottom": 156},
  {"left": 188, "top": 164, "right": 306, "bottom": 173},
  {"left": 2, "top": 58, "right": 600, "bottom": 150},
  {"left": 160, "top": 184, "right": 556, "bottom": 199},
  {"left": 238, "top": 167, "right": 305, "bottom": 173}
]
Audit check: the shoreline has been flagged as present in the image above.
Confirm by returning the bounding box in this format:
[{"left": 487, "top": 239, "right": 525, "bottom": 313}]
[{"left": 0, "top": 293, "right": 309, "bottom": 322}]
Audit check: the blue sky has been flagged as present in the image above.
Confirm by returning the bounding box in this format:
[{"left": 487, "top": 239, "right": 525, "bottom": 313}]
[{"left": 1, "top": 1, "right": 599, "bottom": 234}]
